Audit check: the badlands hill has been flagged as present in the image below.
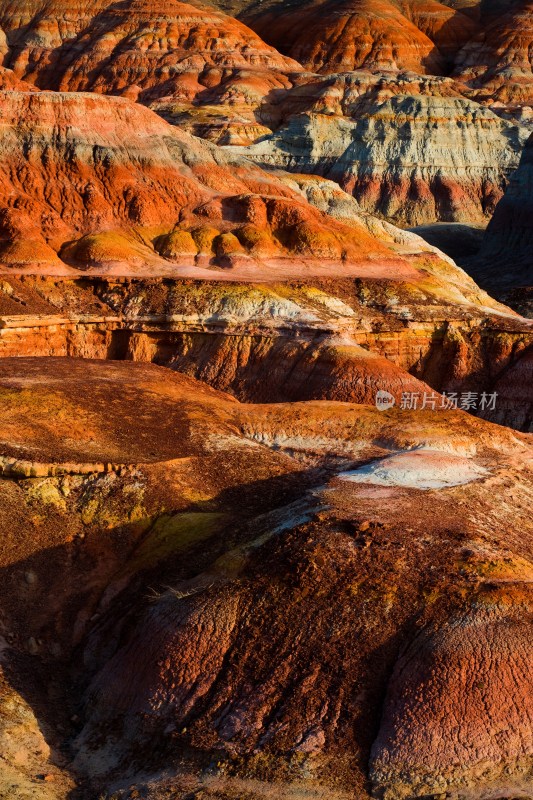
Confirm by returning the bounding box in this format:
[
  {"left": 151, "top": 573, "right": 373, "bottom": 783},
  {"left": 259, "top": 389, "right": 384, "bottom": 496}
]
[
  {"left": 228, "top": 72, "right": 528, "bottom": 225},
  {"left": 0, "top": 0, "right": 531, "bottom": 225},
  {"left": 0, "top": 89, "right": 414, "bottom": 277},
  {"left": 239, "top": 0, "right": 479, "bottom": 75},
  {"left": 465, "top": 130, "right": 533, "bottom": 311},
  {"left": 0, "top": 357, "right": 530, "bottom": 800},
  {"left": 2, "top": 86, "right": 513, "bottom": 283},
  {"left": 0, "top": 1, "right": 530, "bottom": 799}
]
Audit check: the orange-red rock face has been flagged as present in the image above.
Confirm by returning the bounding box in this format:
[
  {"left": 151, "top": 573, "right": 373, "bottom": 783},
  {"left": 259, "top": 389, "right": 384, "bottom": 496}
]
[
  {"left": 0, "top": 357, "right": 530, "bottom": 800},
  {"left": 0, "top": 89, "right": 426, "bottom": 276},
  {"left": 0, "top": 0, "right": 298, "bottom": 84},
  {"left": 454, "top": 0, "right": 533, "bottom": 106},
  {"left": 241, "top": 0, "right": 477, "bottom": 74},
  {"left": 0, "top": 2, "right": 532, "bottom": 799},
  {"left": 0, "top": 0, "right": 303, "bottom": 144}
]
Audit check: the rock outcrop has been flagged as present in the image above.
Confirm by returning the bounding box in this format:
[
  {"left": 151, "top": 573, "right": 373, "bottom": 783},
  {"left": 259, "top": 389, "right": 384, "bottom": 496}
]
[
  {"left": 371, "top": 599, "right": 533, "bottom": 799},
  {"left": 0, "top": 5, "right": 532, "bottom": 800},
  {"left": 0, "top": 357, "right": 530, "bottom": 800},
  {"left": 454, "top": 0, "right": 533, "bottom": 107},
  {"left": 0, "top": 89, "right": 431, "bottom": 277},
  {"left": 0, "top": 275, "right": 530, "bottom": 433},
  {"left": 467, "top": 130, "right": 533, "bottom": 297},
  {"left": 0, "top": 0, "right": 304, "bottom": 145},
  {"left": 240, "top": 0, "right": 478, "bottom": 75},
  {"left": 230, "top": 72, "right": 528, "bottom": 225}
]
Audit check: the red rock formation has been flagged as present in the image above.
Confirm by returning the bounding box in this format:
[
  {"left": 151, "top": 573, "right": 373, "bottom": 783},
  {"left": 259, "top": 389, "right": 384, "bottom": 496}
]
[
  {"left": 12, "top": 358, "right": 519, "bottom": 799},
  {"left": 241, "top": 0, "right": 477, "bottom": 75},
  {"left": 0, "top": 64, "right": 35, "bottom": 89},
  {"left": 0, "top": 356, "right": 529, "bottom": 800},
  {"left": 0, "top": 0, "right": 303, "bottom": 144},
  {"left": 231, "top": 71, "right": 527, "bottom": 225},
  {"left": 0, "top": 89, "right": 424, "bottom": 277},
  {"left": 454, "top": 0, "right": 533, "bottom": 106},
  {"left": 371, "top": 598, "right": 533, "bottom": 798}
]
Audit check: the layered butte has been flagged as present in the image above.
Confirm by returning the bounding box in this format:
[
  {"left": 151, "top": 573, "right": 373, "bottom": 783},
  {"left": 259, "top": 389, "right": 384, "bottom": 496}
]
[{"left": 229, "top": 72, "right": 528, "bottom": 225}]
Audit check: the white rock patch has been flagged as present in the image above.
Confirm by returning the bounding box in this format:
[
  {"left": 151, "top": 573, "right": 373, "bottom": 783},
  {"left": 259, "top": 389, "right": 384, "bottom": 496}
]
[{"left": 340, "top": 449, "right": 489, "bottom": 490}]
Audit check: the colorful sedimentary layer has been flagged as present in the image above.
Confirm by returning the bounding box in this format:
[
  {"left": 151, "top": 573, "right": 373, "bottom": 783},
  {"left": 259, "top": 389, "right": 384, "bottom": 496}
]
[
  {"left": 0, "top": 0, "right": 303, "bottom": 144},
  {"left": 229, "top": 72, "right": 528, "bottom": 225},
  {"left": 454, "top": 0, "right": 533, "bottom": 107},
  {"left": 240, "top": 0, "right": 477, "bottom": 74},
  {"left": 0, "top": 89, "right": 427, "bottom": 277},
  {"left": 0, "top": 357, "right": 529, "bottom": 799},
  {"left": 0, "top": 2, "right": 531, "bottom": 799}
]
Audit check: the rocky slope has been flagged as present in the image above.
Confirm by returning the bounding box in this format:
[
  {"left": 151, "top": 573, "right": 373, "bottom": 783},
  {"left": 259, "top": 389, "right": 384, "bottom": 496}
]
[
  {"left": 0, "top": 0, "right": 530, "bottom": 227},
  {"left": 229, "top": 72, "right": 528, "bottom": 225},
  {"left": 2, "top": 85, "right": 532, "bottom": 431},
  {"left": 0, "top": 89, "right": 432, "bottom": 278},
  {"left": 0, "top": 5, "right": 532, "bottom": 799},
  {"left": 0, "top": 273, "right": 531, "bottom": 431},
  {"left": 453, "top": 0, "right": 533, "bottom": 109},
  {"left": 239, "top": 0, "right": 478, "bottom": 74},
  {"left": 0, "top": 357, "right": 530, "bottom": 800},
  {"left": 0, "top": 0, "right": 304, "bottom": 145},
  {"left": 463, "top": 129, "right": 533, "bottom": 305}
]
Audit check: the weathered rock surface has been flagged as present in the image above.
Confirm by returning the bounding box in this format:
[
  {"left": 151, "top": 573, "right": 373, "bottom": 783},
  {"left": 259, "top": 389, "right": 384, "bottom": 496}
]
[
  {"left": 240, "top": 0, "right": 478, "bottom": 75},
  {"left": 0, "top": 357, "right": 529, "bottom": 800},
  {"left": 0, "top": 89, "right": 436, "bottom": 278},
  {"left": 0, "top": 666, "right": 74, "bottom": 799},
  {"left": 467, "top": 130, "right": 533, "bottom": 300},
  {"left": 454, "top": 0, "right": 533, "bottom": 107},
  {"left": 230, "top": 72, "right": 528, "bottom": 225},
  {"left": 371, "top": 599, "right": 533, "bottom": 799},
  {"left": 0, "top": 274, "right": 530, "bottom": 430},
  {"left": 0, "top": 0, "right": 304, "bottom": 145}
]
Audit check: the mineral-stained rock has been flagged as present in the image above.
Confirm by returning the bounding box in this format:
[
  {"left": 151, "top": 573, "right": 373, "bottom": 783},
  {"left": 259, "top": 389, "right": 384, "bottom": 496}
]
[
  {"left": 0, "top": 356, "right": 530, "bottom": 800},
  {"left": 0, "top": 272, "right": 530, "bottom": 429},
  {"left": 0, "top": 0, "right": 299, "bottom": 85},
  {"left": 0, "top": 0, "right": 304, "bottom": 144},
  {"left": 230, "top": 72, "right": 528, "bottom": 225},
  {"left": 240, "top": 0, "right": 478, "bottom": 75},
  {"left": 370, "top": 599, "right": 533, "bottom": 799},
  {"left": 0, "top": 89, "right": 431, "bottom": 277},
  {"left": 454, "top": 0, "right": 533, "bottom": 107}
]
